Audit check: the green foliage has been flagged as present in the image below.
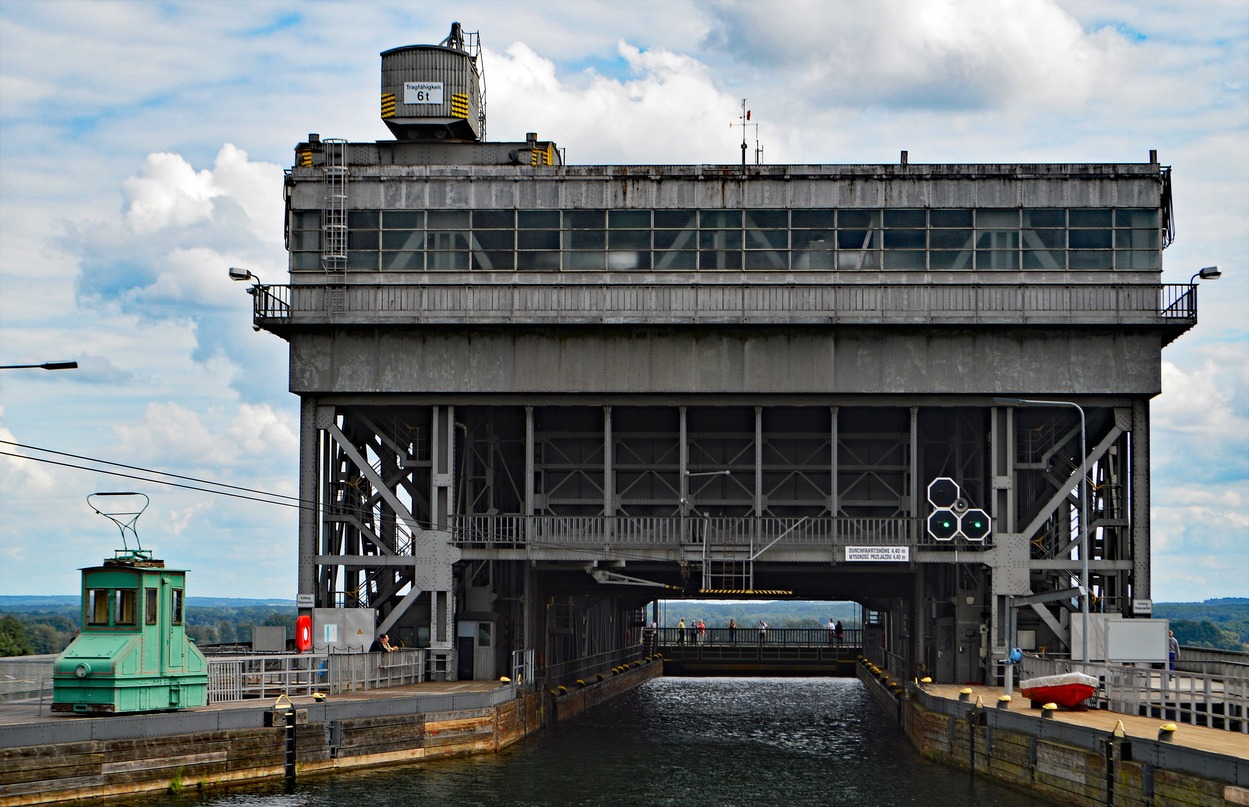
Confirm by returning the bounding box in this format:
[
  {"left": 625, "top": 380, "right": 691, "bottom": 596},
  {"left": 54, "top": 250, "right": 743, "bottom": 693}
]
[
  {"left": 658, "top": 600, "right": 861, "bottom": 628},
  {"left": 1153, "top": 600, "right": 1249, "bottom": 651},
  {"left": 0, "top": 615, "right": 36, "bottom": 656}
]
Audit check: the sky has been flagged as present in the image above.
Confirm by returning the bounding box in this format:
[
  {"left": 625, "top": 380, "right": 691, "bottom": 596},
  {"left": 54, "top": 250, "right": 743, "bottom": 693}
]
[{"left": 0, "top": 0, "right": 1245, "bottom": 603}]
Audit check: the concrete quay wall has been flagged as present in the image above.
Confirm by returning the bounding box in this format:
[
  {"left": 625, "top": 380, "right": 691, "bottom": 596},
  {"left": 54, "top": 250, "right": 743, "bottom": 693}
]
[
  {"left": 858, "top": 661, "right": 1249, "bottom": 807},
  {"left": 0, "top": 661, "right": 659, "bottom": 806}
]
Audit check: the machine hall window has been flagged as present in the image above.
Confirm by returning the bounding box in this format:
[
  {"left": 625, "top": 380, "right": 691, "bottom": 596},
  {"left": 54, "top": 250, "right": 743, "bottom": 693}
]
[
  {"left": 171, "top": 588, "right": 185, "bottom": 626},
  {"left": 87, "top": 588, "right": 110, "bottom": 626},
  {"left": 145, "top": 587, "right": 159, "bottom": 625},
  {"left": 114, "top": 588, "right": 137, "bottom": 626}
]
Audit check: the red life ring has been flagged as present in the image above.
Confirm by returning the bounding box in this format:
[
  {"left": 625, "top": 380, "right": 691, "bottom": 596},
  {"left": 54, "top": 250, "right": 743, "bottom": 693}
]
[{"left": 295, "top": 615, "right": 312, "bottom": 652}]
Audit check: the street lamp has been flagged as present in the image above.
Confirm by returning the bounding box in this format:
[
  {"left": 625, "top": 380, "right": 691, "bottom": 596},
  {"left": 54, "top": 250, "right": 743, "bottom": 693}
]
[
  {"left": 228, "top": 267, "right": 262, "bottom": 284},
  {"left": 0, "top": 361, "right": 78, "bottom": 370},
  {"left": 993, "top": 397, "right": 1090, "bottom": 665},
  {"left": 1188, "top": 266, "right": 1221, "bottom": 284}
]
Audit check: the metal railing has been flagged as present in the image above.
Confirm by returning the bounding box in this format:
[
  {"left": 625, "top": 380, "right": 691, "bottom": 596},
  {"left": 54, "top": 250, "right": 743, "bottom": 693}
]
[
  {"left": 253, "top": 282, "right": 1197, "bottom": 327},
  {"left": 1013, "top": 655, "right": 1248, "bottom": 733},
  {"left": 543, "top": 646, "right": 650, "bottom": 688},
  {"left": 656, "top": 626, "right": 862, "bottom": 647},
  {"left": 451, "top": 514, "right": 981, "bottom": 552},
  {"left": 206, "top": 649, "right": 425, "bottom": 703}
]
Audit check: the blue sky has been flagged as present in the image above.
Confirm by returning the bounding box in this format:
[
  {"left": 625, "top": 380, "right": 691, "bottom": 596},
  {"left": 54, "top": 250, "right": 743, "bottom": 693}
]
[{"left": 1, "top": 0, "right": 1245, "bottom": 602}]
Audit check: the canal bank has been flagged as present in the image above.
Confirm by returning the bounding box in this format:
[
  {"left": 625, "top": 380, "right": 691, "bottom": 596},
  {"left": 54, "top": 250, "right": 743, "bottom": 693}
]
[
  {"left": 858, "top": 660, "right": 1249, "bottom": 806},
  {"left": 0, "top": 659, "right": 660, "bottom": 806}
]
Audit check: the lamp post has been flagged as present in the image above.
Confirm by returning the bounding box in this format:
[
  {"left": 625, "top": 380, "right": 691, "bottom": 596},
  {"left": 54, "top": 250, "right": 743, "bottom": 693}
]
[
  {"left": 0, "top": 361, "right": 78, "bottom": 370},
  {"left": 994, "top": 397, "right": 1089, "bottom": 664},
  {"left": 1188, "top": 265, "right": 1220, "bottom": 284},
  {"left": 228, "top": 267, "right": 262, "bottom": 284}
]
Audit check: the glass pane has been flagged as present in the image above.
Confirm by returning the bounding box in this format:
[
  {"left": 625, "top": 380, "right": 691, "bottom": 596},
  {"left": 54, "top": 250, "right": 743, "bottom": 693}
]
[
  {"left": 929, "top": 250, "right": 972, "bottom": 270},
  {"left": 171, "top": 589, "right": 184, "bottom": 626},
  {"left": 837, "top": 250, "right": 879, "bottom": 270},
  {"left": 88, "top": 589, "right": 109, "bottom": 625},
  {"left": 976, "top": 231, "right": 1019, "bottom": 249},
  {"left": 114, "top": 589, "right": 136, "bottom": 626},
  {"left": 518, "top": 230, "right": 560, "bottom": 249},
  {"left": 347, "top": 251, "right": 378, "bottom": 270},
  {"left": 607, "top": 250, "right": 651, "bottom": 270},
  {"left": 699, "top": 250, "right": 742, "bottom": 269},
  {"left": 1116, "top": 208, "right": 1159, "bottom": 228},
  {"left": 653, "top": 251, "right": 697, "bottom": 270},
  {"left": 976, "top": 209, "right": 1018, "bottom": 227},
  {"left": 700, "top": 210, "right": 742, "bottom": 228},
  {"left": 289, "top": 231, "right": 320, "bottom": 251},
  {"left": 383, "top": 251, "right": 423, "bottom": 270},
  {"left": 1069, "top": 250, "right": 1113, "bottom": 269},
  {"left": 792, "top": 209, "right": 834, "bottom": 228},
  {"left": 1022, "top": 250, "right": 1065, "bottom": 270},
  {"left": 1119, "top": 250, "right": 1159, "bottom": 270},
  {"left": 564, "top": 230, "right": 605, "bottom": 249},
  {"left": 837, "top": 210, "right": 878, "bottom": 228},
  {"left": 884, "top": 209, "right": 925, "bottom": 227},
  {"left": 883, "top": 229, "right": 924, "bottom": 249},
  {"left": 565, "top": 251, "right": 605, "bottom": 270},
  {"left": 427, "top": 232, "right": 469, "bottom": 250},
  {"left": 1069, "top": 209, "right": 1112, "bottom": 227},
  {"left": 608, "top": 230, "right": 650, "bottom": 249},
  {"left": 745, "top": 229, "right": 788, "bottom": 249},
  {"left": 1021, "top": 228, "right": 1064, "bottom": 249},
  {"left": 699, "top": 231, "right": 743, "bottom": 249},
  {"left": 745, "top": 251, "right": 787, "bottom": 270},
  {"left": 145, "top": 588, "right": 158, "bottom": 625},
  {"left": 383, "top": 211, "right": 423, "bottom": 229},
  {"left": 654, "top": 229, "right": 697, "bottom": 249},
  {"left": 351, "top": 230, "right": 381, "bottom": 250},
  {"left": 654, "top": 210, "right": 696, "bottom": 228},
  {"left": 428, "top": 210, "right": 470, "bottom": 228},
  {"left": 478, "top": 623, "right": 492, "bottom": 648},
  {"left": 472, "top": 251, "right": 514, "bottom": 270},
  {"left": 930, "top": 229, "right": 973, "bottom": 249},
  {"left": 792, "top": 249, "right": 835, "bottom": 270},
  {"left": 427, "top": 251, "right": 470, "bottom": 270},
  {"left": 472, "top": 210, "right": 513, "bottom": 229},
  {"left": 746, "top": 210, "right": 788, "bottom": 228},
  {"left": 791, "top": 230, "right": 834, "bottom": 249},
  {"left": 976, "top": 249, "right": 1019, "bottom": 269},
  {"left": 347, "top": 210, "right": 379, "bottom": 229},
  {"left": 473, "top": 230, "right": 513, "bottom": 250},
  {"left": 883, "top": 251, "right": 927, "bottom": 270},
  {"left": 518, "top": 210, "right": 560, "bottom": 228},
  {"left": 608, "top": 210, "right": 650, "bottom": 228},
  {"left": 837, "top": 230, "right": 877, "bottom": 249},
  {"left": 381, "top": 230, "right": 423, "bottom": 250},
  {"left": 292, "top": 211, "right": 320, "bottom": 230},
  {"left": 930, "top": 209, "right": 973, "bottom": 227},
  {"left": 291, "top": 252, "right": 321, "bottom": 271},
  {"left": 1022, "top": 209, "right": 1064, "bottom": 228},
  {"left": 1115, "top": 229, "right": 1159, "bottom": 249},
  {"left": 1069, "top": 230, "right": 1112, "bottom": 249},
  {"left": 516, "top": 251, "right": 561, "bottom": 270},
  {"left": 565, "top": 210, "right": 605, "bottom": 229}
]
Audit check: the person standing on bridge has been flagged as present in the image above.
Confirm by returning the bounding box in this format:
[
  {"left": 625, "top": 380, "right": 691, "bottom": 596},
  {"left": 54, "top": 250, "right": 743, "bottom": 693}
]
[
  {"left": 697, "top": 619, "right": 706, "bottom": 645},
  {"left": 1168, "top": 630, "right": 1180, "bottom": 670},
  {"left": 677, "top": 618, "right": 686, "bottom": 645},
  {"left": 729, "top": 618, "right": 737, "bottom": 644},
  {"left": 758, "top": 620, "right": 767, "bottom": 643},
  {"left": 828, "top": 618, "right": 836, "bottom": 646},
  {"left": 835, "top": 620, "right": 844, "bottom": 645}
]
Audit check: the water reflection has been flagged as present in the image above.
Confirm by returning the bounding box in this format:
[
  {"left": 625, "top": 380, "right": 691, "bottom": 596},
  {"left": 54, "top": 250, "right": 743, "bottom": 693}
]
[{"left": 154, "top": 678, "right": 1046, "bottom": 807}]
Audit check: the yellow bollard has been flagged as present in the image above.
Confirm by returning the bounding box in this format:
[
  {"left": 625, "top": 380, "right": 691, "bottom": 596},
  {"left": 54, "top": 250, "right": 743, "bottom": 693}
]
[
  {"left": 997, "top": 695, "right": 1011, "bottom": 710},
  {"left": 1041, "top": 702, "right": 1058, "bottom": 719},
  {"left": 1158, "top": 723, "right": 1178, "bottom": 742}
]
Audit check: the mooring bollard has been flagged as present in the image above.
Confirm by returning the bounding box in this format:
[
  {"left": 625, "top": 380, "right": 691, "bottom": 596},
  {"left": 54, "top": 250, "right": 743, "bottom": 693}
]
[{"left": 1158, "top": 723, "right": 1178, "bottom": 742}]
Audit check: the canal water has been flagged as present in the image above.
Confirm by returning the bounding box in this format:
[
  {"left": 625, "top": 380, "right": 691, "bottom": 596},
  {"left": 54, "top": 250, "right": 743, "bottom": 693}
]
[{"left": 151, "top": 677, "right": 1048, "bottom": 807}]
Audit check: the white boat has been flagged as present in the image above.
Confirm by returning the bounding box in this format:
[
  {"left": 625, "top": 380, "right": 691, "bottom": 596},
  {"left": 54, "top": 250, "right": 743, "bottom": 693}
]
[{"left": 1019, "top": 671, "right": 1098, "bottom": 708}]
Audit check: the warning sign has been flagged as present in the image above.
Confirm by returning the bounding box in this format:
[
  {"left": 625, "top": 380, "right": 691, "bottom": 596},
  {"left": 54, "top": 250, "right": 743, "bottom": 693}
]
[{"left": 846, "top": 546, "right": 909, "bottom": 562}]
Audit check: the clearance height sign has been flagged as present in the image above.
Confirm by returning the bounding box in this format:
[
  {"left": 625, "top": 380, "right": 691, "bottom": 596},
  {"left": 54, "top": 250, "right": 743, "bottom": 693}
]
[{"left": 845, "top": 546, "right": 910, "bottom": 562}]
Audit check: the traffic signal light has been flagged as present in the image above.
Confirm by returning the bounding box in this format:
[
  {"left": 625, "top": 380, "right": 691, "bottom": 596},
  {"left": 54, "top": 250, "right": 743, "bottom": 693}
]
[
  {"left": 927, "top": 509, "right": 960, "bottom": 541},
  {"left": 960, "top": 508, "right": 992, "bottom": 542},
  {"left": 927, "top": 477, "right": 959, "bottom": 509}
]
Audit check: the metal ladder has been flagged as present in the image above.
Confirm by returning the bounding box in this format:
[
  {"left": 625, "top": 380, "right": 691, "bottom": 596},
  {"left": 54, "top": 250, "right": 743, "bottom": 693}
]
[{"left": 322, "top": 138, "right": 348, "bottom": 312}]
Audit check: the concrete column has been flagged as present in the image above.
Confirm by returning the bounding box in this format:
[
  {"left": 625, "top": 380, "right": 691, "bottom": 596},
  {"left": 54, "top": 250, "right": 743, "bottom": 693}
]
[
  {"left": 1131, "top": 399, "right": 1151, "bottom": 600},
  {"left": 297, "top": 398, "right": 319, "bottom": 604}
]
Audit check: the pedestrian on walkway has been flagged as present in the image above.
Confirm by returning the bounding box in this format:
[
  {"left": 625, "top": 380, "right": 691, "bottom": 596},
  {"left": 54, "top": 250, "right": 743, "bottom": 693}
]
[
  {"left": 1168, "top": 630, "right": 1180, "bottom": 670},
  {"left": 677, "top": 618, "right": 686, "bottom": 645}
]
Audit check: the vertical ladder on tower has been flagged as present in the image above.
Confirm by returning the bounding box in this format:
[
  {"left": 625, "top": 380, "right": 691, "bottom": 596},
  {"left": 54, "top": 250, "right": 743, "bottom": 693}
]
[
  {"left": 700, "top": 521, "right": 753, "bottom": 593},
  {"left": 322, "top": 138, "right": 348, "bottom": 312}
]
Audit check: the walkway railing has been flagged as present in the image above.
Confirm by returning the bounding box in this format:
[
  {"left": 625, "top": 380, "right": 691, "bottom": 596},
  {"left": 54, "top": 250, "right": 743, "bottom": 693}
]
[
  {"left": 252, "top": 282, "right": 1198, "bottom": 328},
  {"left": 451, "top": 514, "right": 983, "bottom": 552},
  {"left": 656, "top": 626, "right": 862, "bottom": 647},
  {"left": 205, "top": 650, "right": 425, "bottom": 703}
]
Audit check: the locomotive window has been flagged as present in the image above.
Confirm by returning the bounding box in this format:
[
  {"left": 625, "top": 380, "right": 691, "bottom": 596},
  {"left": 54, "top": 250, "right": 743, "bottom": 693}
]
[
  {"left": 87, "top": 589, "right": 110, "bottom": 625},
  {"left": 145, "top": 588, "right": 158, "bottom": 625},
  {"left": 171, "top": 588, "right": 185, "bottom": 626},
  {"left": 114, "top": 589, "right": 137, "bottom": 626}
]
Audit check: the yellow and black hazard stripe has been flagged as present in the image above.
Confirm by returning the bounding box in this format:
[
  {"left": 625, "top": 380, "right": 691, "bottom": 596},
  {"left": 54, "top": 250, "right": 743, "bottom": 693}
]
[
  {"left": 698, "top": 589, "right": 794, "bottom": 596},
  {"left": 381, "top": 92, "right": 396, "bottom": 118},
  {"left": 450, "top": 92, "right": 469, "bottom": 119},
  {"left": 295, "top": 147, "right": 313, "bottom": 167}
]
